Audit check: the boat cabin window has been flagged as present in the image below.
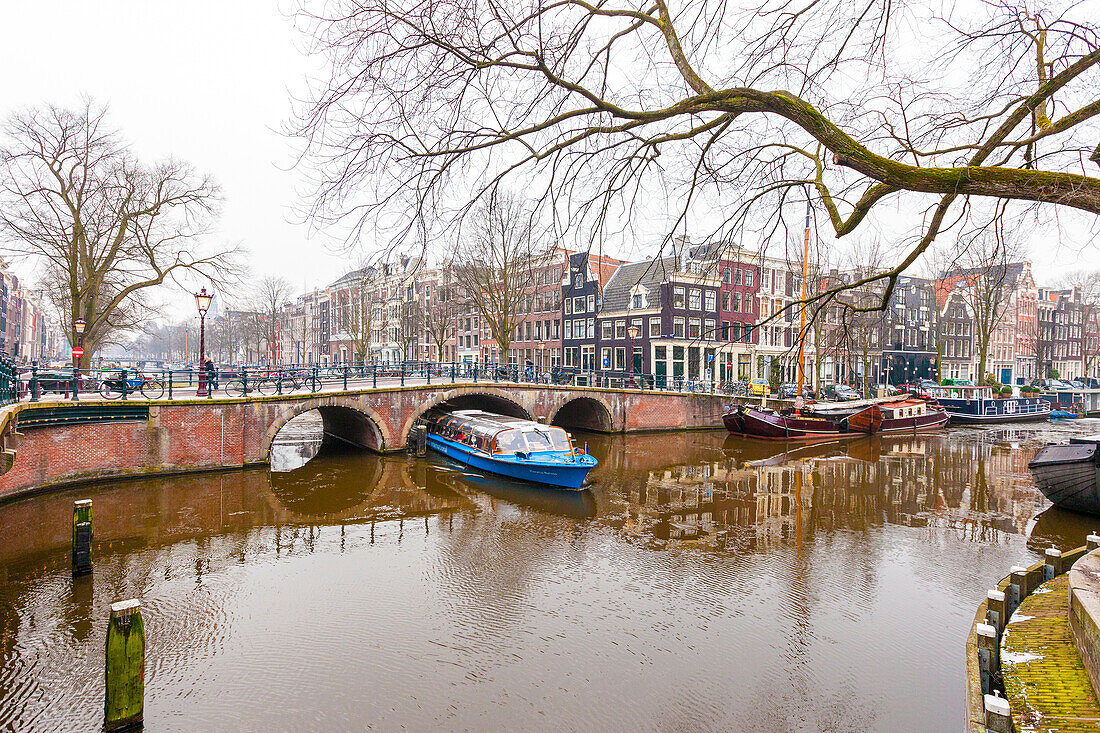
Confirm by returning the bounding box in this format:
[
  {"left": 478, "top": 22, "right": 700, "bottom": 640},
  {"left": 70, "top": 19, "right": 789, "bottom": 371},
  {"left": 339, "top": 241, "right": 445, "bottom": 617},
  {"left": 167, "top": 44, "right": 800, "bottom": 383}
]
[
  {"left": 522, "top": 427, "right": 571, "bottom": 452},
  {"left": 494, "top": 429, "right": 526, "bottom": 454}
]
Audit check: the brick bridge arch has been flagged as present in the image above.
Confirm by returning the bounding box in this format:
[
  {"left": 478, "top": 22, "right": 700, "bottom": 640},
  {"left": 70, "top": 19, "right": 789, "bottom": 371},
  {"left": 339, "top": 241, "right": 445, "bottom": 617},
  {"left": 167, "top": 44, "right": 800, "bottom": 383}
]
[{"left": 262, "top": 395, "right": 391, "bottom": 457}]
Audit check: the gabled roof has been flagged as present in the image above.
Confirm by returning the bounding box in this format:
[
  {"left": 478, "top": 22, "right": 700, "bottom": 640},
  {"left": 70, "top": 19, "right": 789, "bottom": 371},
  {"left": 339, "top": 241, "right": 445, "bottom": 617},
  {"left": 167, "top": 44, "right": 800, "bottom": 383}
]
[{"left": 600, "top": 256, "right": 676, "bottom": 313}]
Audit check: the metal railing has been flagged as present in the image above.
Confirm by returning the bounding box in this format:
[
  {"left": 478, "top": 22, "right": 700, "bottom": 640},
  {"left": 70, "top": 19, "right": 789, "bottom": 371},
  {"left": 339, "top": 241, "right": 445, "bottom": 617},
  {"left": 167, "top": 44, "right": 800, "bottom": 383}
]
[{"left": 7, "top": 360, "right": 757, "bottom": 403}]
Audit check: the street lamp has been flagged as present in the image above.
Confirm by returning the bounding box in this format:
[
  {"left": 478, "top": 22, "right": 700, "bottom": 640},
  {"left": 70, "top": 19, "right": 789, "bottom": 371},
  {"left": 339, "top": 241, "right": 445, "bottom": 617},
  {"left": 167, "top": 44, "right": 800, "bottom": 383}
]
[
  {"left": 627, "top": 325, "right": 640, "bottom": 383},
  {"left": 71, "top": 318, "right": 86, "bottom": 402},
  {"left": 195, "top": 287, "right": 213, "bottom": 397}
]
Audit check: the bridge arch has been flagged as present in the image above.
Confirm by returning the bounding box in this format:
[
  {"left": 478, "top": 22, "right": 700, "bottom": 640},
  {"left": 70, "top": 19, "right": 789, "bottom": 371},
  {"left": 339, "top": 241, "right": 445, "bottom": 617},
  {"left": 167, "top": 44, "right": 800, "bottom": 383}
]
[
  {"left": 551, "top": 396, "right": 615, "bottom": 433},
  {"left": 262, "top": 397, "right": 391, "bottom": 459},
  {"left": 401, "top": 389, "right": 533, "bottom": 446}
]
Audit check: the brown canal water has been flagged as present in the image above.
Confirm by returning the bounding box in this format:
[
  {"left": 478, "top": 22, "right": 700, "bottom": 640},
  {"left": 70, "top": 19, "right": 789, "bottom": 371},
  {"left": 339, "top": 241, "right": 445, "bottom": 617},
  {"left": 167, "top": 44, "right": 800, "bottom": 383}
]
[{"left": 2, "top": 414, "right": 1099, "bottom": 732}]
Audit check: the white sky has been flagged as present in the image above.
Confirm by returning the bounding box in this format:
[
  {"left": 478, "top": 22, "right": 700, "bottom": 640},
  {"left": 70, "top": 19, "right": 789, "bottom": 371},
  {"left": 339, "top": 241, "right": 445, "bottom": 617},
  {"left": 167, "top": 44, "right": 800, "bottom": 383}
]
[
  {"left": 0, "top": 0, "right": 350, "bottom": 319},
  {"left": 0, "top": 1, "right": 1095, "bottom": 322}
]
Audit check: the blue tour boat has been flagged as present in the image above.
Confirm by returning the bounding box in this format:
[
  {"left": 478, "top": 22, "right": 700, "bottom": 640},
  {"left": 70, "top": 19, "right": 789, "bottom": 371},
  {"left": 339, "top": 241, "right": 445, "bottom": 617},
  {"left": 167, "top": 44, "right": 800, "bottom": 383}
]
[
  {"left": 417, "top": 409, "right": 598, "bottom": 490},
  {"left": 926, "top": 385, "right": 1051, "bottom": 424}
]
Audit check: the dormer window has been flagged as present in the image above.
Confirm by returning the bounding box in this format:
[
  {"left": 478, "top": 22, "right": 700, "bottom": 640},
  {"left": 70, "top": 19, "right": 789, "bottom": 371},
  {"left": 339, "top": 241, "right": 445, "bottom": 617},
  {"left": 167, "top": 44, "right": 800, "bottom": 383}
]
[{"left": 632, "top": 293, "right": 643, "bottom": 309}]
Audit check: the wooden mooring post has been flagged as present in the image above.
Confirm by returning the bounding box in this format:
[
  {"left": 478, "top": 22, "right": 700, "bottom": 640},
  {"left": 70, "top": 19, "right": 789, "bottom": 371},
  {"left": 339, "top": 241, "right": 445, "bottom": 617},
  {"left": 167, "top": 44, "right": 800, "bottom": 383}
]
[
  {"left": 72, "top": 499, "right": 92, "bottom": 575},
  {"left": 104, "top": 599, "right": 144, "bottom": 731}
]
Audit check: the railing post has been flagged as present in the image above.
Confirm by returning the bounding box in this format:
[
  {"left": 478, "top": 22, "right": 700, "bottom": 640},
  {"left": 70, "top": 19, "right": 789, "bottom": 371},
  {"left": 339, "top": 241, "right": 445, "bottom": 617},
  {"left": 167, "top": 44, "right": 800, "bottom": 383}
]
[
  {"left": 372, "top": 361, "right": 377, "bottom": 389},
  {"left": 30, "top": 364, "right": 39, "bottom": 402},
  {"left": 277, "top": 370, "right": 283, "bottom": 395},
  {"left": 120, "top": 369, "right": 129, "bottom": 400},
  {"left": 312, "top": 365, "right": 318, "bottom": 392},
  {"left": 167, "top": 369, "right": 173, "bottom": 400},
  {"left": 400, "top": 361, "right": 405, "bottom": 387},
  {"left": 450, "top": 361, "right": 455, "bottom": 383},
  {"left": 426, "top": 362, "right": 431, "bottom": 385},
  {"left": 242, "top": 367, "right": 249, "bottom": 396},
  {"left": 71, "top": 367, "right": 80, "bottom": 402},
  {"left": 343, "top": 364, "right": 349, "bottom": 390}
]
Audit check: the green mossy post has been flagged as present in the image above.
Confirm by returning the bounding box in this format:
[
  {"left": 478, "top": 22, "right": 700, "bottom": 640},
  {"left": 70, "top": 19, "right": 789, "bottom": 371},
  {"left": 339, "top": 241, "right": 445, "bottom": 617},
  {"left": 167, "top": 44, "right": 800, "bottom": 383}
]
[
  {"left": 72, "top": 499, "right": 92, "bottom": 575},
  {"left": 104, "top": 599, "right": 144, "bottom": 731}
]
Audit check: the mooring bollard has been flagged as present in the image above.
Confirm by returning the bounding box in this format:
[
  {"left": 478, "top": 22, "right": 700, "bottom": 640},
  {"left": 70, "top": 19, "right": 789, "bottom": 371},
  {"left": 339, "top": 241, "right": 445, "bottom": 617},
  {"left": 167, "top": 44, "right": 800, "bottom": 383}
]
[
  {"left": 1088, "top": 533, "right": 1100, "bottom": 551},
  {"left": 1045, "top": 547, "right": 1062, "bottom": 580},
  {"left": 104, "top": 599, "right": 144, "bottom": 732},
  {"left": 986, "top": 589, "right": 1007, "bottom": 635},
  {"left": 1008, "top": 565, "right": 1027, "bottom": 616},
  {"left": 984, "top": 693, "right": 1012, "bottom": 733},
  {"left": 72, "top": 499, "right": 93, "bottom": 575},
  {"left": 976, "top": 622, "right": 997, "bottom": 695}
]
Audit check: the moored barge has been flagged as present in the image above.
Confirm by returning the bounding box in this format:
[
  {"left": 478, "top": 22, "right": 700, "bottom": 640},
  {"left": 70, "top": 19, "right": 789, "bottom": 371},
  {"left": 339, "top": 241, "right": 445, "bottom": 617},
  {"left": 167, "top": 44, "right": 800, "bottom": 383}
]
[
  {"left": 926, "top": 385, "right": 1051, "bottom": 424},
  {"left": 417, "top": 409, "right": 597, "bottom": 490},
  {"left": 1028, "top": 435, "right": 1100, "bottom": 515},
  {"left": 843, "top": 398, "right": 949, "bottom": 434}
]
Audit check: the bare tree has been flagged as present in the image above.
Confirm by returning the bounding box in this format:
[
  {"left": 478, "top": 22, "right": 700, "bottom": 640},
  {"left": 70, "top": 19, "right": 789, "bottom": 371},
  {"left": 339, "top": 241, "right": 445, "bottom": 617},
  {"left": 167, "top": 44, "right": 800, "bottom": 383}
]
[
  {"left": 942, "top": 229, "right": 1023, "bottom": 383},
  {"left": 254, "top": 276, "right": 294, "bottom": 364},
  {"left": 834, "top": 244, "right": 889, "bottom": 395},
  {"left": 422, "top": 274, "right": 460, "bottom": 362},
  {"left": 1063, "top": 269, "right": 1100, "bottom": 377},
  {"left": 333, "top": 270, "right": 376, "bottom": 362},
  {"left": 451, "top": 192, "right": 544, "bottom": 360},
  {"left": 0, "top": 100, "right": 241, "bottom": 361},
  {"left": 292, "top": 0, "right": 1099, "bottom": 317}
]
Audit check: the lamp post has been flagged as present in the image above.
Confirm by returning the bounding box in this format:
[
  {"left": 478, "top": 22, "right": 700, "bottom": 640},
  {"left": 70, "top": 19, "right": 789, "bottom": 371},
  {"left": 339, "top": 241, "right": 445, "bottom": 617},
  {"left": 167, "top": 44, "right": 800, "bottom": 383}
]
[
  {"left": 627, "top": 325, "right": 640, "bottom": 385},
  {"left": 71, "top": 318, "right": 86, "bottom": 402},
  {"left": 194, "top": 288, "right": 213, "bottom": 397}
]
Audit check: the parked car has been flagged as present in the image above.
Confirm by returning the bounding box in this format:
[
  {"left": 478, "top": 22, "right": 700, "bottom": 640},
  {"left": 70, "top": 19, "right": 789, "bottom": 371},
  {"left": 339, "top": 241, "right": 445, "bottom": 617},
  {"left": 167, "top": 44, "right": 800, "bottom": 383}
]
[
  {"left": 826, "top": 384, "right": 861, "bottom": 401},
  {"left": 872, "top": 383, "right": 900, "bottom": 396},
  {"left": 1068, "top": 380, "right": 1085, "bottom": 389},
  {"left": 748, "top": 378, "right": 770, "bottom": 396},
  {"left": 779, "top": 383, "right": 817, "bottom": 399}
]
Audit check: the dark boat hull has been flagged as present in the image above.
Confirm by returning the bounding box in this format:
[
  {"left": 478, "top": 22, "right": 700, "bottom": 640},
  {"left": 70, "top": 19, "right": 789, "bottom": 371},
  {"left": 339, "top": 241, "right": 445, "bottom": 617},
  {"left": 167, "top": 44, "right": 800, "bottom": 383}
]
[
  {"left": 723, "top": 408, "right": 847, "bottom": 441},
  {"left": 1028, "top": 440, "right": 1100, "bottom": 515},
  {"left": 937, "top": 396, "right": 1051, "bottom": 424}
]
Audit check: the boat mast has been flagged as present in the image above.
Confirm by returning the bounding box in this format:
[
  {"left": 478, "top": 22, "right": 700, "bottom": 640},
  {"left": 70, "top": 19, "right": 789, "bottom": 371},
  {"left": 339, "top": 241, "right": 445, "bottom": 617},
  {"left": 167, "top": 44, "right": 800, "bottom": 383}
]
[{"left": 797, "top": 200, "right": 811, "bottom": 398}]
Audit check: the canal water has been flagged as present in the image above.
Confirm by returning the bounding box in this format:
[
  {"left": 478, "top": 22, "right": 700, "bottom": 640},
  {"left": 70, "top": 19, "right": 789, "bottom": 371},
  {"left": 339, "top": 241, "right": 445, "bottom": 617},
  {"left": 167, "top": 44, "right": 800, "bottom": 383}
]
[{"left": 2, "top": 414, "right": 1098, "bottom": 732}]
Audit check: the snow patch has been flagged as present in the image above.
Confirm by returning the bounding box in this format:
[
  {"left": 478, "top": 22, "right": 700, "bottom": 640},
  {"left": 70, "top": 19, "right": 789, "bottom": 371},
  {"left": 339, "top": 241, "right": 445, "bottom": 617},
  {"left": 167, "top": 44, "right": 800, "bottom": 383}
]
[
  {"left": 1001, "top": 650, "right": 1042, "bottom": 665},
  {"left": 1009, "top": 614, "right": 1036, "bottom": 624}
]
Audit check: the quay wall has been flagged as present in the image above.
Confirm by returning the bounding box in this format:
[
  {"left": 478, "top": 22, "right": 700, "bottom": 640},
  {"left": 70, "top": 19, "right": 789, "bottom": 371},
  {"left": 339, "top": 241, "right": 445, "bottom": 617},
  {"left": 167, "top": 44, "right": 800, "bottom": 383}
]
[
  {"left": 965, "top": 542, "right": 1094, "bottom": 731},
  {"left": 0, "top": 384, "right": 736, "bottom": 502}
]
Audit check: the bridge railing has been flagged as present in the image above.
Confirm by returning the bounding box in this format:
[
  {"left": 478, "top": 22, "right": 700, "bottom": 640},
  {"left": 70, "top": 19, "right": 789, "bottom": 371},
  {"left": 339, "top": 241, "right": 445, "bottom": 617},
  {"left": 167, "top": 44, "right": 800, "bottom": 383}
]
[{"left": 9, "top": 360, "right": 753, "bottom": 402}]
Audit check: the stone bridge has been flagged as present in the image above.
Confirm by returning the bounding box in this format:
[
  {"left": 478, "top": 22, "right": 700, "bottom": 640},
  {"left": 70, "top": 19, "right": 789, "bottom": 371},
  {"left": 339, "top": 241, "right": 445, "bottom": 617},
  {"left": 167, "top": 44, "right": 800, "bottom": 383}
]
[{"left": 0, "top": 384, "right": 735, "bottom": 501}]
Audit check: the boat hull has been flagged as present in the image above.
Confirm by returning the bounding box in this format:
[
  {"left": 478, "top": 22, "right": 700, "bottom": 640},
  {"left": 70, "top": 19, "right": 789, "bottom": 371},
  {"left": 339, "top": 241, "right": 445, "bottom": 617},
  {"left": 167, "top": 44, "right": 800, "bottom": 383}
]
[
  {"left": 723, "top": 408, "right": 846, "bottom": 441},
  {"left": 1029, "top": 441, "right": 1100, "bottom": 515},
  {"left": 427, "top": 434, "right": 595, "bottom": 489},
  {"left": 846, "top": 407, "right": 949, "bottom": 434},
  {"left": 936, "top": 396, "right": 1051, "bottom": 424}
]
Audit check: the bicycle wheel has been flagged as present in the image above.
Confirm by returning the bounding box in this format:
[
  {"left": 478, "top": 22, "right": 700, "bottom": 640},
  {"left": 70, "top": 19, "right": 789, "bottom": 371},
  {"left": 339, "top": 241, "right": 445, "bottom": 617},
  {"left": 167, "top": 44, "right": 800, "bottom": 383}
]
[
  {"left": 255, "top": 378, "right": 276, "bottom": 395},
  {"left": 285, "top": 376, "right": 303, "bottom": 393},
  {"left": 224, "top": 379, "right": 245, "bottom": 398},
  {"left": 141, "top": 379, "right": 165, "bottom": 399},
  {"left": 99, "top": 382, "right": 121, "bottom": 400}
]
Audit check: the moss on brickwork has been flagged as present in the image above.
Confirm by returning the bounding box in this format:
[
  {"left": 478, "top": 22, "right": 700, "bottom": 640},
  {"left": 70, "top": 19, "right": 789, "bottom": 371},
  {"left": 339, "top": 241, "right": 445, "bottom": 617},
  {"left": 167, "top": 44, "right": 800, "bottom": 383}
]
[{"left": 1002, "top": 574, "right": 1100, "bottom": 731}]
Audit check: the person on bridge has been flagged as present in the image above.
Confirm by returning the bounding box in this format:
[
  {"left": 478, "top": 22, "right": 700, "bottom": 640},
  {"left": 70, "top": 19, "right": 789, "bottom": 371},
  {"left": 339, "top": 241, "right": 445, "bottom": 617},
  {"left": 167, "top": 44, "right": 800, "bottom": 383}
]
[{"left": 205, "top": 359, "right": 218, "bottom": 390}]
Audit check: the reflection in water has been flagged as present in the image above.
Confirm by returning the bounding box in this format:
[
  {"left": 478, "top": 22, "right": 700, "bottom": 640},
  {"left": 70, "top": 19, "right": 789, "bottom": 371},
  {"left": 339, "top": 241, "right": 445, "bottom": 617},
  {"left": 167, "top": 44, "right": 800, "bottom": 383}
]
[{"left": 2, "top": 419, "right": 1100, "bottom": 731}]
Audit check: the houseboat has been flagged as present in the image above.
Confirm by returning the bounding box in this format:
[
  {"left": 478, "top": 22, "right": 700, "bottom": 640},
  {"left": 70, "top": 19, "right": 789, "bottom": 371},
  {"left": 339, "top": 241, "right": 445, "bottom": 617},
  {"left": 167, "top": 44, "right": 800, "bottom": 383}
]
[
  {"left": 926, "top": 385, "right": 1051, "bottom": 424},
  {"left": 802, "top": 394, "right": 909, "bottom": 420},
  {"left": 1028, "top": 435, "right": 1100, "bottom": 515},
  {"left": 1042, "top": 388, "right": 1100, "bottom": 418},
  {"left": 842, "top": 398, "right": 949, "bottom": 434},
  {"left": 415, "top": 409, "right": 597, "bottom": 489},
  {"left": 723, "top": 406, "right": 848, "bottom": 441}
]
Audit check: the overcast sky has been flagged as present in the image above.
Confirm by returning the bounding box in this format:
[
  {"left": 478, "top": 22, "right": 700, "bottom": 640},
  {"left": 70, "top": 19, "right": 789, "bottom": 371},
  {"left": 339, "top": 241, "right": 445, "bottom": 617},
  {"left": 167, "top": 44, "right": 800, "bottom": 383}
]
[
  {"left": 0, "top": 0, "right": 344, "bottom": 319},
  {"left": 0, "top": 1, "right": 1094, "bottom": 322}
]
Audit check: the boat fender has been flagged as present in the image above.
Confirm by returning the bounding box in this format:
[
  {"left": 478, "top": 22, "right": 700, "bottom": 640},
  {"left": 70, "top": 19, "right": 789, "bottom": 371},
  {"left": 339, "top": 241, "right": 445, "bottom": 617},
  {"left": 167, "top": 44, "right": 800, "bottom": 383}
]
[{"left": 515, "top": 451, "right": 530, "bottom": 459}]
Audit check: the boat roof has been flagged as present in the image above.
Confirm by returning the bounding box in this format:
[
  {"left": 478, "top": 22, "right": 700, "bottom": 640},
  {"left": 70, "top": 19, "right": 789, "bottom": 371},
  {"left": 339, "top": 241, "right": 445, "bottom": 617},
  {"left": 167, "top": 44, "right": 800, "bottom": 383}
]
[{"left": 422, "top": 409, "right": 557, "bottom": 437}]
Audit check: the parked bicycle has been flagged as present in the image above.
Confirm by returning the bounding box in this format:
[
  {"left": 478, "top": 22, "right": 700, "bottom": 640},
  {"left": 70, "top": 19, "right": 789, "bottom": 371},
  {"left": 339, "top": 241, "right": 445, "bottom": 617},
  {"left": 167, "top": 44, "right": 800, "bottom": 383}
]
[
  {"left": 99, "top": 371, "right": 165, "bottom": 400},
  {"left": 223, "top": 370, "right": 308, "bottom": 397}
]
